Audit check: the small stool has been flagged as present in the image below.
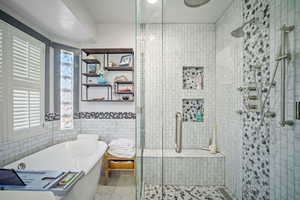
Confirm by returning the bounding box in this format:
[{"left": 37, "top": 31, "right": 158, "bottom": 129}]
[{"left": 103, "top": 152, "right": 136, "bottom": 185}]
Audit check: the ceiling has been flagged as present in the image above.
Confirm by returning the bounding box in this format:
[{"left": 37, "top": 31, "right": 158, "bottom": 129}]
[
  {"left": 139, "top": 0, "right": 233, "bottom": 23},
  {"left": 84, "top": 0, "right": 136, "bottom": 24},
  {"left": 0, "top": 0, "right": 233, "bottom": 44},
  {"left": 84, "top": 0, "right": 233, "bottom": 24},
  {"left": 0, "top": 0, "right": 95, "bottom": 44}
]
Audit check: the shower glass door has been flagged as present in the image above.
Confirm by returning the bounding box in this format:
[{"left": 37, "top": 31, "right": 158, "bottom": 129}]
[
  {"left": 135, "top": 0, "right": 164, "bottom": 199},
  {"left": 136, "top": 0, "right": 215, "bottom": 199}
]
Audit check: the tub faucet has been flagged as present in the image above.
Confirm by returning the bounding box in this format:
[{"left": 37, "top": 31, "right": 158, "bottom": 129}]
[{"left": 17, "top": 162, "right": 26, "bottom": 170}]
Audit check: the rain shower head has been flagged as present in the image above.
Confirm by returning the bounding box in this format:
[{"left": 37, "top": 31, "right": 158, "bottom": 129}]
[
  {"left": 231, "top": 18, "right": 256, "bottom": 38},
  {"left": 231, "top": 27, "right": 245, "bottom": 38},
  {"left": 184, "top": 0, "right": 210, "bottom": 7}
]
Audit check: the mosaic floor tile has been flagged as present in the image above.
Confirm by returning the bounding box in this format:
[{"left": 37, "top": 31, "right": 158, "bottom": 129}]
[{"left": 144, "top": 184, "right": 232, "bottom": 200}]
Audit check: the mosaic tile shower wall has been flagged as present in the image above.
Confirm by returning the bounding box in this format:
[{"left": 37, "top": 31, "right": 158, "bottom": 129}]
[{"left": 242, "top": 0, "right": 271, "bottom": 199}]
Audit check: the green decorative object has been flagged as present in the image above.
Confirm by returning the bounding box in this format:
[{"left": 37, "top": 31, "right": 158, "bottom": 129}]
[{"left": 195, "top": 113, "right": 203, "bottom": 122}]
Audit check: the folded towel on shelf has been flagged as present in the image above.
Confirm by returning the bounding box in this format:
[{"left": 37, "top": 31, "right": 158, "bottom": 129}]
[
  {"left": 107, "top": 139, "right": 135, "bottom": 158},
  {"left": 107, "top": 148, "right": 135, "bottom": 158},
  {"left": 109, "top": 138, "right": 134, "bottom": 149}
]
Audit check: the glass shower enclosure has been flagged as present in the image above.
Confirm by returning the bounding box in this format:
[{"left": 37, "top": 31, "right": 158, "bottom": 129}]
[{"left": 135, "top": 0, "right": 224, "bottom": 199}]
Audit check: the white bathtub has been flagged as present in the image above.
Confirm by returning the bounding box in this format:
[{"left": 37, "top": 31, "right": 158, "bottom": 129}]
[{"left": 4, "top": 136, "right": 107, "bottom": 200}]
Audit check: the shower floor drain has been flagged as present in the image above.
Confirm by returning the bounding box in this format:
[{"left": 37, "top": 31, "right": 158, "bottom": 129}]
[{"left": 144, "top": 184, "right": 233, "bottom": 200}]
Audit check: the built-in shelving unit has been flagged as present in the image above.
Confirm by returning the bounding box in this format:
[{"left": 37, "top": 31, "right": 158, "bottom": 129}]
[{"left": 80, "top": 48, "right": 134, "bottom": 102}]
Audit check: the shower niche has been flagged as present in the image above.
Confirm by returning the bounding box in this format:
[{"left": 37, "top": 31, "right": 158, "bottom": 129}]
[
  {"left": 182, "top": 99, "right": 204, "bottom": 122},
  {"left": 182, "top": 66, "right": 204, "bottom": 90}
]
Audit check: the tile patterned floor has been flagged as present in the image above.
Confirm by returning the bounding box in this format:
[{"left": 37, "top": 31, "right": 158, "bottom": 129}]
[
  {"left": 95, "top": 174, "right": 136, "bottom": 200},
  {"left": 144, "top": 184, "right": 232, "bottom": 200},
  {"left": 94, "top": 175, "right": 232, "bottom": 200}
]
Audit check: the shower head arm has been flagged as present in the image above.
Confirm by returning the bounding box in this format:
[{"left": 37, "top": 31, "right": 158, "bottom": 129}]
[{"left": 242, "top": 18, "right": 256, "bottom": 28}]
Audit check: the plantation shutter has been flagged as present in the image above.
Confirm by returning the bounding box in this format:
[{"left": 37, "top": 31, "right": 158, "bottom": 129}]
[{"left": 11, "top": 28, "right": 44, "bottom": 131}]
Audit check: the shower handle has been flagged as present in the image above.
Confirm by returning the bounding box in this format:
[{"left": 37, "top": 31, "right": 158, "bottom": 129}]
[{"left": 175, "top": 112, "right": 183, "bottom": 153}]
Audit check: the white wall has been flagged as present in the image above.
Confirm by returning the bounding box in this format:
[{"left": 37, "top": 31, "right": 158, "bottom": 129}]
[
  {"left": 82, "top": 24, "right": 135, "bottom": 48},
  {"left": 80, "top": 23, "right": 136, "bottom": 112}
]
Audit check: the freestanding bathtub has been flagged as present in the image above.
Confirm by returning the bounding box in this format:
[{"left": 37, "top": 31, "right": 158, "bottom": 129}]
[{"left": 3, "top": 135, "right": 107, "bottom": 200}]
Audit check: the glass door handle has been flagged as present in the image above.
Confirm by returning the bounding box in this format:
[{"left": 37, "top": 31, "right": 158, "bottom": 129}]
[{"left": 175, "top": 112, "right": 182, "bottom": 153}]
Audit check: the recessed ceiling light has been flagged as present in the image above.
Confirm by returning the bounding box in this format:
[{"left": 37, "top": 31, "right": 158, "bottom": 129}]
[{"left": 147, "top": 0, "right": 158, "bottom": 4}]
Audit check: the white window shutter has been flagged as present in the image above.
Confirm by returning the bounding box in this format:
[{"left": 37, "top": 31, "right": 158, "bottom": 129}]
[
  {"left": 13, "top": 89, "right": 29, "bottom": 130},
  {"left": 12, "top": 36, "right": 29, "bottom": 82},
  {"left": 29, "top": 44, "right": 41, "bottom": 83},
  {"left": 0, "top": 20, "right": 45, "bottom": 136},
  {"left": 29, "top": 91, "right": 41, "bottom": 127},
  {"left": 11, "top": 28, "right": 44, "bottom": 131}
]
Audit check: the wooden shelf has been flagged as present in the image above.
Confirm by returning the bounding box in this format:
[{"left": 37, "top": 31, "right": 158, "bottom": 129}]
[
  {"left": 82, "top": 99, "right": 134, "bottom": 102},
  {"left": 114, "top": 81, "right": 134, "bottom": 84},
  {"left": 82, "top": 73, "right": 99, "bottom": 77},
  {"left": 82, "top": 83, "right": 112, "bottom": 87},
  {"left": 82, "top": 48, "right": 134, "bottom": 55},
  {"left": 116, "top": 91, "right": 134, "bottom": 95},
  {"left": 105, "top": 66, "right": 133, "bottom": 71},
  {"left": 104, "top": 153, "right": 135, "bottom": 184},
  {"left": 82, "top": 58, "right": 100, "bottom": 64}
]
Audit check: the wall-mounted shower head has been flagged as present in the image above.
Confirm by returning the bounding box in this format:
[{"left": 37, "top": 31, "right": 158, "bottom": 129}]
[
  {"left": 231, "top": 27, "right": 245, "bottom": 38},
  {"left": 184, "top": 0, "right": 210, "bottom": 8},
  {"left": 231, "top": 18, "right": 256, "bottom": 38}
]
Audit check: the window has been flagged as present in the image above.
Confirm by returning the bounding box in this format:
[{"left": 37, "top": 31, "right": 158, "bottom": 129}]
[
  {"left": 60, "top": 50, "right": 74, "bottom": 129},
  {"left": 0, "top": 20, "right": 45, "bottom": 135}
]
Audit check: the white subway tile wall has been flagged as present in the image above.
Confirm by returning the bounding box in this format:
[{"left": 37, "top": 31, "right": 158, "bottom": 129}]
[
  {"left": 142, "top": 155, "right": 224, "bottom": 186},
  {"left": 269, "top": 0, "right": 300, "bottom": 200},
  {"left": 0, "top": 121, "right": 79, "bottom": 167},
  {"left": 216, "top": 0, "right": 243, "bottom": 199},
  {"left": 142, "top": 24, "right": 216, "bottom": 149},
  {"left": 79, "top": 119, "right": 135, "bottom": 143}
]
